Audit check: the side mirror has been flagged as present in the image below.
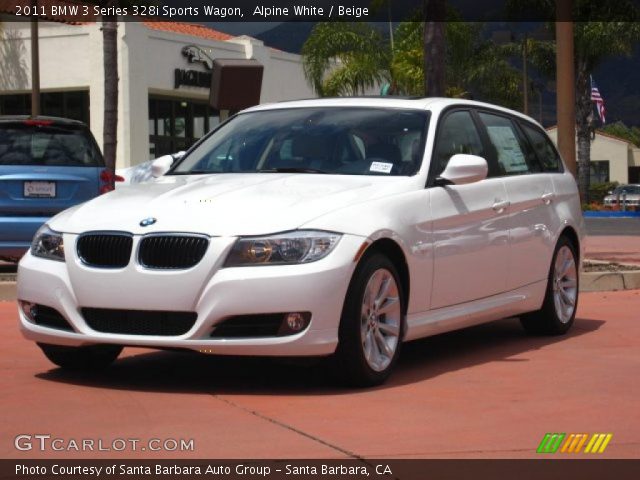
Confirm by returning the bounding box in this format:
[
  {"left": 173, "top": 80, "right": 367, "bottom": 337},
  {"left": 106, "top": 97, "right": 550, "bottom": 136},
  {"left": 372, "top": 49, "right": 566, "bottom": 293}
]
[
  {"left": 150, "top": 154, "right": 175, "bottom": 178},
  {"left": 436, "top": 154, "right": 488, "bottom": 186}
]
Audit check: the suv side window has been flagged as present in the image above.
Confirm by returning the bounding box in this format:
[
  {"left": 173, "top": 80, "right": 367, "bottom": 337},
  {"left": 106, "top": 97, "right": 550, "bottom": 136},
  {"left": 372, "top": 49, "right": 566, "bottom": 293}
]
[
  {"left": 432, "top": 110, "right": 484, "bottom": 176},
  {"left": 478, "top": 111, "right": 539, "bottom": 175},
  {"left": 520, "top": 123, "right": 563, "bottom": 172}
]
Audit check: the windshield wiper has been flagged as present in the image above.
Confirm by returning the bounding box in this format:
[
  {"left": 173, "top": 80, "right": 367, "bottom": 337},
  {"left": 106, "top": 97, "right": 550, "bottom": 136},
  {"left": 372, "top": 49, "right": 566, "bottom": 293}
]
[{"left": 257, "top": 167, "right": 328, "bottom": 174}]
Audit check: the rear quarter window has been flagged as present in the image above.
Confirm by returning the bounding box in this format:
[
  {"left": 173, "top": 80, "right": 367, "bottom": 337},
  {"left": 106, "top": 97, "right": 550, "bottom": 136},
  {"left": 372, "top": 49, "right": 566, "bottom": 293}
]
[
  {"left": 520, "top": 123, "right": 563, "bottom": 173},
  {"left": 0, "top": 123, "right": 103, "bottom": 167}
]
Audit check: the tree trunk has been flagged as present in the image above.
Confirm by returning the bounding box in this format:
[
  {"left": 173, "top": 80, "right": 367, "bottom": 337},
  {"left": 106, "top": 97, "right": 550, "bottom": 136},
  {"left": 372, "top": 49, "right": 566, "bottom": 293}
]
[
  {"left": 575, "top": 59, "right": 592, "bottom": 203},
  {"left": 102, "top": 14, "right": 118, "bottom": 174},
  {"left": 423, "top": 0, "right": 446, "bottom": 97}
]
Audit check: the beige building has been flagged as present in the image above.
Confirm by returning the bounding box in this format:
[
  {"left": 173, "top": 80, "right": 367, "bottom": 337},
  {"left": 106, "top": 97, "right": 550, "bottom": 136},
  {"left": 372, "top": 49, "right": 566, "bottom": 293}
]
[
  {"left": 0, "top": 19, "right": 315, "bottom": 169},
  {"left": 547, "top": 127, "right": 640, "bottom": 184}
]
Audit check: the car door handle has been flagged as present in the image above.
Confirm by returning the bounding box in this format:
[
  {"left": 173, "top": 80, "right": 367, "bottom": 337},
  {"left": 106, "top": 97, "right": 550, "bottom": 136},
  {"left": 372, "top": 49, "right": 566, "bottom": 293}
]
[
  {"left": 541, "top": 192, "right": 555, "bottom": 204},
  {"left": 492, "top": 200, "right": 510, "bottom": 212}
]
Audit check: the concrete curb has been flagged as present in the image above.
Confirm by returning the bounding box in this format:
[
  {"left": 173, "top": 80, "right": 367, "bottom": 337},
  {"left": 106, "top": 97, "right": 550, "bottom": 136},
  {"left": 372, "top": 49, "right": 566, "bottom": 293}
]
[
  {"left": 580, "top": 270, "right": 640, "bottom": 292},
  {"left": 0, "top": 282, "right": 16, "bottom": 302}
]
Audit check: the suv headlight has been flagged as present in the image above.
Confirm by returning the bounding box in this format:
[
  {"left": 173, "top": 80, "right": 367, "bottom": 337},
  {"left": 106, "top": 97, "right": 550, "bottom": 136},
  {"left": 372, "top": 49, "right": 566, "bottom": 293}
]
[
  {"left": 31, "top": 225, "right": 65, "bottom": 262},
  {"left": 224, "top": 230, "right": 342, "bottom": 267}
]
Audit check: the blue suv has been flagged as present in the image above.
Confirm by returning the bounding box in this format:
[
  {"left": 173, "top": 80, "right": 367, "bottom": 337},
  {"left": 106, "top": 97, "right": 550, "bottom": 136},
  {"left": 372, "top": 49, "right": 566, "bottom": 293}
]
[{"left": 0, "top": 116, "right": 113, "bottom": 261}]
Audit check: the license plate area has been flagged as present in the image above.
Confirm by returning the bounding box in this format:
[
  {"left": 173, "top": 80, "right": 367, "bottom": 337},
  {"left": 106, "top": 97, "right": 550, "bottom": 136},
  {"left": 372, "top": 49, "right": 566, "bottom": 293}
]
[{"left": 24, "top": 181, "right": 56, "bottom": 198}]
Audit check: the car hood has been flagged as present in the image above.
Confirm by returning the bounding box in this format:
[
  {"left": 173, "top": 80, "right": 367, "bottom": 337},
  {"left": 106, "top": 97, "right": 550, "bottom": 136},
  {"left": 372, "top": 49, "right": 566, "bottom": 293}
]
[{"left": 50, "top": 173, "right": 413, "bottom": 236}]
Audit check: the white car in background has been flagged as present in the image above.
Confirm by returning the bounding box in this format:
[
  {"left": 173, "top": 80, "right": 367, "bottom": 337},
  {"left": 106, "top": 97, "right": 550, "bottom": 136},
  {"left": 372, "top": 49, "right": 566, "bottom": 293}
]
[
  {"left": 603, "top": 184, "right": 640, "bottom": 208},
  {"left": 17, "top": 98, "right": 584, "bottom": 386}
]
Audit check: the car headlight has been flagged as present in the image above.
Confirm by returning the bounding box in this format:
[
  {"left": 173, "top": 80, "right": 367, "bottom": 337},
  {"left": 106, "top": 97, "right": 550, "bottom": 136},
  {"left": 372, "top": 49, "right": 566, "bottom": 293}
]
[
  {"left": 31, "top": 225, "right": 65, "bottom": 262},
  {"left": 224, "top": 230, "right": 342, "bottom": 267}
]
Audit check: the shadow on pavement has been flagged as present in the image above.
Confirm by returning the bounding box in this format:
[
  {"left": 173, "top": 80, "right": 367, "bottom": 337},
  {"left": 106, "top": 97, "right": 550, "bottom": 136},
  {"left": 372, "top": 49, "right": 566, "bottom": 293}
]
[{"left": 36, "top": 316, "right": 605, "bottom": 395}]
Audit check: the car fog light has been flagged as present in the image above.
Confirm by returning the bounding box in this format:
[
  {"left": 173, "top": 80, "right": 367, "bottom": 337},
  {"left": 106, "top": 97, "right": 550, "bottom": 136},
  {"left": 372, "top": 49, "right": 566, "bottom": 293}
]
[
  {"left": 285, "top": 312, "right": 308, "bottom": 332},
  {"left": 18, "top": 300, "right": 37, "bottom": 321}
]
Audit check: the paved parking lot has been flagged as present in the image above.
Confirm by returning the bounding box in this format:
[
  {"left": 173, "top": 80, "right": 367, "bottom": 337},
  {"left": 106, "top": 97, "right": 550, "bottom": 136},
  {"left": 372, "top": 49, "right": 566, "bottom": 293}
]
[{"left": 1, "top": 290, "right": 639, "bottom": 459}]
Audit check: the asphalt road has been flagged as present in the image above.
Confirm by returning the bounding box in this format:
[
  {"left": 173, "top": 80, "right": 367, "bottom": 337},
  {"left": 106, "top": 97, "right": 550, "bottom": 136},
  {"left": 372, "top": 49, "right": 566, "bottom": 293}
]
[
  {"left": 1, "top": 290, "right": 639, "bottom": 459},
  {"left": 585, "top": 217, "right": 640, "bottom": 236}
]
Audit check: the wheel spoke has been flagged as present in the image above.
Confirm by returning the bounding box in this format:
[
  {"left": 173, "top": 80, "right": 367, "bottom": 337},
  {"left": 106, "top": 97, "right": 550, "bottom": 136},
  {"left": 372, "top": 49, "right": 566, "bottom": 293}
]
[
  {"left": 375, "top": 275, "right": 392, "bottom": 305},
  {"left": 368, "top": 330, "right": 381, "bottom": 366},
  {"left": 377, "top": 296, "right": 399, "bottom": 315},
  {"left": 559, "top": 250, "right": 573, "bottom": 277},
  {"left": 560, "top": 278, "right": 577, "bottom": 289},
  {"left": 378, "top": 321, "right": 400, "bottom": 337},
  {"left": 375, "top": 329, "right": 394, "bottom": 358},
  {"left": 559, "top": 288, "right": 575, "bottom": 307},
  {"left": 364, "top": 330, "right": 374, "bottom": 363}
]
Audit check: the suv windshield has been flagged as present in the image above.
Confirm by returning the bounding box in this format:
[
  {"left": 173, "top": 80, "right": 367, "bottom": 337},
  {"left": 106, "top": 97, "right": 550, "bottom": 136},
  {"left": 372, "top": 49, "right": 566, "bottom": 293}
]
[
  {"left": 171, "top": 107, "right": 429, "bottom": 176},
  {"left": 0, "top": 122, "right": 103, "bottom": 167}
]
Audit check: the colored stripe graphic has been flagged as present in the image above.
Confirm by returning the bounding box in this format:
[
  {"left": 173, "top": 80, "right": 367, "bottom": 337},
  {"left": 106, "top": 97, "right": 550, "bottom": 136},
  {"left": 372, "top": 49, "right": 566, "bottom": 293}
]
[
  {"left": 538, "top": 433, "right": 611, "bottom": 454},
  {"left": 560, "top": 433, "right": 589, "bottom": 453},
  {"left": 585, "top": 434, "right": 613, "bottom": 453},
  {"left": 537, "top": 433, "right": 565, "bottom": 453}
]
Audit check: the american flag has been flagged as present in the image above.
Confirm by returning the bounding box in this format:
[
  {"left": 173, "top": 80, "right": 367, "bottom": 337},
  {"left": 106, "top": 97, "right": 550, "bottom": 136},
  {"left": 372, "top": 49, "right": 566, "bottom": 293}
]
[{"left": 591, "top": 76, "right": 606, "bottom": 124}]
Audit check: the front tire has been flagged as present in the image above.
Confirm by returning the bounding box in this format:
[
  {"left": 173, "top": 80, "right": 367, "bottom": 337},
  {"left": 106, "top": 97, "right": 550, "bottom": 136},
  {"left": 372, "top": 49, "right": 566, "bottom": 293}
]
[
  {"left": 336, "top": 254, "right": 404, "bottom": 387},
  {"left": 520, "top": 236, "right": 579, "bottom": 335},
  {"left": 38, "top": 343, "right": 123, "bottom": 371}
]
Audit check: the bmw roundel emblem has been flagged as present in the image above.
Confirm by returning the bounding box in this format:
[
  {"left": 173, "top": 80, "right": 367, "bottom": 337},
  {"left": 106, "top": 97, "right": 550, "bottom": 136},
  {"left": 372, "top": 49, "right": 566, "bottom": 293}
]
[{"left": 140, "top": 217, "right": 157, "bottom": 227}]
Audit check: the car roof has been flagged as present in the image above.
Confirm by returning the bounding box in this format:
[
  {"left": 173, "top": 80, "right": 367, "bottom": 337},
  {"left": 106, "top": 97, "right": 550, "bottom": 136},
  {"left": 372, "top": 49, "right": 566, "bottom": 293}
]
[
  {"left": 241, "top": 97, "right": 544, "bottom": 130},
  {"left": 0, "top": 115, "right": 88, "bottom": 126}
]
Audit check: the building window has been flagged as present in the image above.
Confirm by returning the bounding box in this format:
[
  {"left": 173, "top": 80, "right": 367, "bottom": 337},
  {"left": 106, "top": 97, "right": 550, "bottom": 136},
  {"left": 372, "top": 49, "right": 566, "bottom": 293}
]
[
  {"left": 590, "top": 160, "right": 610, "bottom": 184},
  {"left": 0, "top": 91, "right": 90, "bottom": 125},
  {"left": 148, "top": 96, "right": 220, "bottom": 159}
]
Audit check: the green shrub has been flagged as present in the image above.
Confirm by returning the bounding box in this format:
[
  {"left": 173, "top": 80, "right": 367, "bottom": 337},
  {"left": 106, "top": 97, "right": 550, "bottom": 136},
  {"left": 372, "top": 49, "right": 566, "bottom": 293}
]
[{"left": 589, "top": 181, "right": 619, "bottom": 204}]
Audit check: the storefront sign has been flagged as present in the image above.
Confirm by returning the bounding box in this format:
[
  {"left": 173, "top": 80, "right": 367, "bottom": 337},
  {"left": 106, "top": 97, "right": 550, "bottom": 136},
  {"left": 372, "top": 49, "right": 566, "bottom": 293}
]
[
  {"left": 174, "top": 69, "right": 212, "bottom": 89},
  {"left": 175, "top": 45, "right": 213, "bottom": 89}
]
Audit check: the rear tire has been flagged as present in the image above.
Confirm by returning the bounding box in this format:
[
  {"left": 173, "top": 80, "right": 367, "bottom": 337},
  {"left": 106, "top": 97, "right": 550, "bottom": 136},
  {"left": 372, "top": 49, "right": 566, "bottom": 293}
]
[
  {"left": 520, "top": 236, "right": 579, "bottom": 335},
  {"left": 336, "top": 254, "right": 405, "bottom": 387},
  {"left": 38, "top": 343, "right": 123, "bottom": 371}
]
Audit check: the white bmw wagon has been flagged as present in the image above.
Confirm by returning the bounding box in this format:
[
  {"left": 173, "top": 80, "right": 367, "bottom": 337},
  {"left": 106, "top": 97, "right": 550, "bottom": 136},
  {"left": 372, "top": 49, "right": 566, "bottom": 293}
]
[{"left": 18, "top": 98, "right": 584, "bottom": 386}]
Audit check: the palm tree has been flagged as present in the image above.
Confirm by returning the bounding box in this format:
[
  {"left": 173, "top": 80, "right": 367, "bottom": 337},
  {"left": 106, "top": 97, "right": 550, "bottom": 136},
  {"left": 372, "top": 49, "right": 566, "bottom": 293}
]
[
  {"left": 301, "top": 22, "right": 390, "bottom": 96},
  {"left": 101, "top": 3, "right": 118, "bottom": 173},
  {"left": 423, "top": 0, "right": 446, "bottom": 96},
  {"left": 84, "top": 0, "right": 119, "bottom": 173},
  {"left": 572, "top": 16, "right": 640, "bottom": 201},
  {"left": 302, "top": 21, "right": 525, "bottom": 110}
]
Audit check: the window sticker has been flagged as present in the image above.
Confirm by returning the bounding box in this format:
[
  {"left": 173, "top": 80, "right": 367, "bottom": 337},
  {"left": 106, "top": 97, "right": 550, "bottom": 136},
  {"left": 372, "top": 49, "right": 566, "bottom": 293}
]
[
  {"left": 370, "top": 162, "right": 393, "bottom": 174},
  {"left": 486, "top": 126, "right": 528, "bottom": 173}
]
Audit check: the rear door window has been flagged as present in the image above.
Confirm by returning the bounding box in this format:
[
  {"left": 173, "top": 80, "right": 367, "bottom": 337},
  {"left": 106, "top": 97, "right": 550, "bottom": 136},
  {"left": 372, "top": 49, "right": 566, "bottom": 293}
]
[
  {"left": 477, "top": 112, "right": 540, "bottom": 175},
  {"left": 0, "top": 123, "right": 103, "bottom": 167}
]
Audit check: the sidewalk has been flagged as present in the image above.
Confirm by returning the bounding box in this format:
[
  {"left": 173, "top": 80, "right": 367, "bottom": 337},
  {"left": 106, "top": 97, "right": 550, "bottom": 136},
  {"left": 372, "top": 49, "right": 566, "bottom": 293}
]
[{"left": 585, "top": 236, "right": 640, "bottom": 265}]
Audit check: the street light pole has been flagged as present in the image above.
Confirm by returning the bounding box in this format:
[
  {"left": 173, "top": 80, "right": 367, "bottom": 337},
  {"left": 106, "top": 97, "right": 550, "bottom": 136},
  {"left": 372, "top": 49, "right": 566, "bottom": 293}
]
[
  {"left": 556, "top": 1, "right": 576, "bottom": 178},
  {"left": 30, "top": 0, "right": 40, "bottom": 117},
  {"left": 522, "top": 34, "right": 528, "bottom": 115}
]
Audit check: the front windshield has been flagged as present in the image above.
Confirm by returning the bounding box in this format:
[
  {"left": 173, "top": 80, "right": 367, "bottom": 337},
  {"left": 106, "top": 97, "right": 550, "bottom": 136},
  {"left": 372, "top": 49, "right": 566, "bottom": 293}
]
[
  {"left": 170, "top": 107, "right": 429, "bottom": 176},
  {"left": 613, "top": 185, "right": 640, "bottom": 195}
]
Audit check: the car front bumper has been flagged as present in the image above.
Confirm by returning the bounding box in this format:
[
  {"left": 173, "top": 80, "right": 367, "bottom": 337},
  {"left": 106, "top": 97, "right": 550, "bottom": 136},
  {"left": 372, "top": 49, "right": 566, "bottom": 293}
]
[{"left": 17, "top": 234, "right": 365, "bottom": 356}]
